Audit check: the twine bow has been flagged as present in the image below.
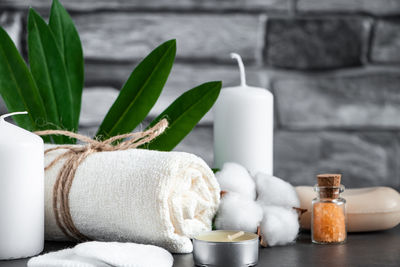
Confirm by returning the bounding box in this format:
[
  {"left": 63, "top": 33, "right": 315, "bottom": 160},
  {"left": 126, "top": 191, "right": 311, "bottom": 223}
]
[{"left": 35, "top": 119, "right": 168, "bottom": 241}]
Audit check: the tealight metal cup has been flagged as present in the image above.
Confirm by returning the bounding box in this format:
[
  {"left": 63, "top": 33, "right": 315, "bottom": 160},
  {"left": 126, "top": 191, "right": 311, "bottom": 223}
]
[{"left": 193, "top": 230, "right": 259, "bottom": 267}]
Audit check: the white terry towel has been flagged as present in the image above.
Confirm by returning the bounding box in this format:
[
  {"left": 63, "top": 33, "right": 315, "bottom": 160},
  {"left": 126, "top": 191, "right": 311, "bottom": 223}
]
[
  {"left": 27, "top": 248, "right": 110, "bottom": 267},
  {"left": 44, "top": 147, "right": 220, "bottom": 253},
  {"left": 75, "top": 242, "right": 173, "bottom": 267},
  {"left": 28, "top": 241, "right": 173, "bottom": 267}
]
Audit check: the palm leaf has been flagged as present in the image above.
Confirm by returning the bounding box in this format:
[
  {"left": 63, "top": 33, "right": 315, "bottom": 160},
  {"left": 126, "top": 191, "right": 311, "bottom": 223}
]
[
  {"left": 0, "top": 26, "right": 47, "bottom": 132},
  {"left": 144, "top": 81, "right": 222, "bottom": 151},
  {"left": 28, "top": 8, "right": 74, "bottom": 143},
  {"left": 49, "top": 0, "right": 84, "bottom": 131},
  {"left": 96, "top": 39, "right": 176, "bottom": 140}
]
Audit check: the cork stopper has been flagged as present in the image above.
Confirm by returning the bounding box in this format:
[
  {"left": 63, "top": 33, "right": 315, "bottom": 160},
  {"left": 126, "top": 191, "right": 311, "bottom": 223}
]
[
  {"left": 317, "top": 174, "right": 341, "bottom": 187},
  {"left": 316, "top": 174, "right": 342, "bottom": 199}
]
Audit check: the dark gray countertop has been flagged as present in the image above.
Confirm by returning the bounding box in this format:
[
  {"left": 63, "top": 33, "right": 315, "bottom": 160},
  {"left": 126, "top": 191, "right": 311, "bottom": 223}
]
[{"left": 1, "top": 226, "right": 399, "bottom": 267}]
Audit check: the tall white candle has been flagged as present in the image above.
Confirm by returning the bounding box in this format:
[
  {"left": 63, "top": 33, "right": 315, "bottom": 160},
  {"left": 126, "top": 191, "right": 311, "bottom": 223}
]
[
  {"left": 214, "top": 54, "right": 273, "bottom": 175},
  {"left": 0, "top": 112, "right": 44, "bottom": 259}
]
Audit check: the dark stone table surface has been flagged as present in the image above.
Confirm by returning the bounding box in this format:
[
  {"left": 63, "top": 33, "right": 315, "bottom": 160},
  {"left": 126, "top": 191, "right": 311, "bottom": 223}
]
[{"left": 1, "top": 226, "right": 399, "bottom": 267}]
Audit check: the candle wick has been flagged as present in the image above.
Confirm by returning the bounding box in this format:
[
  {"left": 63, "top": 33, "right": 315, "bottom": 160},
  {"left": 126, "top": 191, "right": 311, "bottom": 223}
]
[
  {"left": 0, "top": 111, "right": 28, "bottom": 121},
  {"left": 227, "top": 231, "right": 245, "bottom": 241},
  {"left": 230, "top": 53, "right": 247, "bottom": 87}
]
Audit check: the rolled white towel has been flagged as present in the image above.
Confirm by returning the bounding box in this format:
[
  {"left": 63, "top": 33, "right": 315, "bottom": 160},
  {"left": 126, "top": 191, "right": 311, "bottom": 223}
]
[
  {"left": 44, "top": 146, "right": 220, "bottom": 253},
  {"left": 28, "top": 241, "right": 173, "bottom": 267}
]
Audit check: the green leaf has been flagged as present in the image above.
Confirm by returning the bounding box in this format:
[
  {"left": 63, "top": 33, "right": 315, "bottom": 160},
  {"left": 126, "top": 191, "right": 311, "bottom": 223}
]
[
  {"left": 0, "top": 26, "right": 47, "bottom": 131},
  {"left": 96, "top": 39, "right": 176, "bottom": 140},
  {"left": 143, "top": 81, "right": 222, "bottom": 151},
  {"left": 212, "top": 168, "right": 220, "bottom": 173},
  {"left": 28, "top": 8, "right": 74, "bottom": 143},
  {"left": 49, "top": 0, "right": 84, "bottom": 131}
]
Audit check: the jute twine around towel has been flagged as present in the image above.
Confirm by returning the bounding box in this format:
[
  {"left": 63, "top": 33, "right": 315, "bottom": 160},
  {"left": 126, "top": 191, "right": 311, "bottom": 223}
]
[{"left": 34, "top": 119, "right": 168, "bottom": 242}]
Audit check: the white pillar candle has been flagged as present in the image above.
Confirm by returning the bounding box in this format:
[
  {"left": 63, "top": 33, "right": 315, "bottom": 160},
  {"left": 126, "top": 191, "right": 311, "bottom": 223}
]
[
  {"left": 214, "top": 54, "right": 273, "bottom": 175},
  {"left": 0, "top": 112, "right": 44, "bottom": 259}
]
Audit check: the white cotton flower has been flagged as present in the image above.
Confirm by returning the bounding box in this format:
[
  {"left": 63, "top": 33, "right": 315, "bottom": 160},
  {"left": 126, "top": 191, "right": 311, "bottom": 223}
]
[
  {"left": 215, "top": 192, "right": 263, "bottom": 233},
  {"left": 255, "top": 173, "right": 300, "bottom": 208},
  {"left": 216, "top": 162, "right": 256, "bottom": 200},
  {"left": 260, "top": 206, "right": 299, "bottom": 246}
]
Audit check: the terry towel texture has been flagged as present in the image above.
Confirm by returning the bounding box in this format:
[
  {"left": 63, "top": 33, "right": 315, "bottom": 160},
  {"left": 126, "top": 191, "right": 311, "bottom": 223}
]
[
  {"left": 27, "top": 248, "right": 110, "bottom": 267},
  {"left": 28, "top": 241, "right": 173, "bottom": 267},
  {"left": 44, "top": 146, "right": 220, "bottom": 253}
]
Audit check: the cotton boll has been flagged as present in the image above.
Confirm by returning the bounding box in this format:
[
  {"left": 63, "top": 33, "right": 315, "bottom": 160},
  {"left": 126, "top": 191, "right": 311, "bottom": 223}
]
[
  {"left": 215, "top": 192, "right": 263, "bottom": 233},
  {"left": 255, "top": 173, "right": 300, "bottom": 208},
  {"left": 260, "top": 206, "right": 299, "bottom": 246},
  {"left": 216, "top": 162, "right": 256, "bottom": 200}
]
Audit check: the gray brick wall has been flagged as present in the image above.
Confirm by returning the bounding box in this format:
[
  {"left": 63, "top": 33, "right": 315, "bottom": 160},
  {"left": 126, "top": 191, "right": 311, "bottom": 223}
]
[{"left": 1, "top": 0, "right": 400, "bottom": 189}]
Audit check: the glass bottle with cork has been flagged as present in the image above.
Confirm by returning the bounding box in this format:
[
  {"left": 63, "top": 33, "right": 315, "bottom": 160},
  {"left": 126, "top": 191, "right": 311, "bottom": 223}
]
[{"left": 312, "top": 174, "right": 346, "bottom": 244}]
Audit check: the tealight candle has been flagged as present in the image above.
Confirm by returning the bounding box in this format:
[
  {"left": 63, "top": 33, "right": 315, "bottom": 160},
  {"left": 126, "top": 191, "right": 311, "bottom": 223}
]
[
  {"left": 0, "top": 112, "right": 44, "bottom": 260},
  {"left": 213, "top": 53, "right": 273, "bottom": 175},
  {"left": 193, "top": 230, "right": 259, "bottom": 266}
]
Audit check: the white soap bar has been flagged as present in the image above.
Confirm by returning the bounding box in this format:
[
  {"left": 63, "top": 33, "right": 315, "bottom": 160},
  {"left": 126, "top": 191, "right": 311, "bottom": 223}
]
[{"left": 296, "top": 186, "right": 400, "bottom": 232}]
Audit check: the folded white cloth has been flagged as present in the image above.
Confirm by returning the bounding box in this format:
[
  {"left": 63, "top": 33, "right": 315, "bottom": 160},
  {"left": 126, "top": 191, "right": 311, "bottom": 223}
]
[
  {"left": 27, "top": 248, "right": 110, "bottom": 267},
  {"left": 75, "top": 241, "right": 173, "bottom": 267},
  {"left": 44, "top": 146, "right": 220, "bottom": 253},
  {"left": 28, "top": 241, "right": 173, "bottom": 267}
]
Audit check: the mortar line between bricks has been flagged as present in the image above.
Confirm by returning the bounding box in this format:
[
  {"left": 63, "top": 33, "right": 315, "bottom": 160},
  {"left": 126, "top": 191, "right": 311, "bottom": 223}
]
[
  {"left": 290, "top": 0, "right": 297, "bottom": 16},
  {"left": 6, "top": 6, "right": 396, "bottom": 18},
  {"left": 0, "top": 6, "right": 291, "bottom": 16},
  {"left": 395, "top": 134, "right": 400, "bottom": 188},
  {"left": 278, "top": 128, "right": 400, "bottom": 133},
  {"left": 292, "top": 10, "right": 400, "bottom": 19},
  {"left": 83, "top": 58, "right": 264, "bottom": 67},
  {"left": 368, "top": 18, "right": 378, "bottom": 63},
  {"left": 361, "top": 17, "right": 374, "bottom": 65},
  {"left": 83, "top": 59, "right": 400, "bottom": 73}
]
